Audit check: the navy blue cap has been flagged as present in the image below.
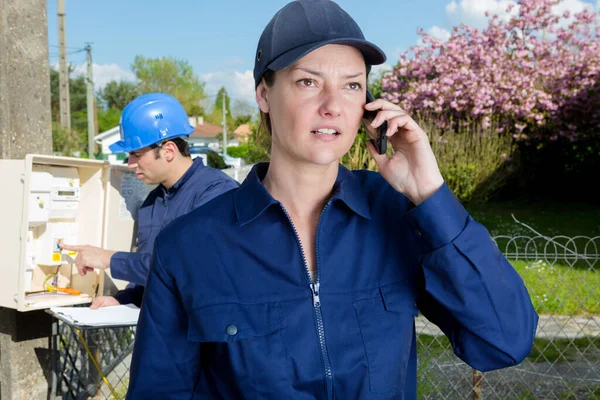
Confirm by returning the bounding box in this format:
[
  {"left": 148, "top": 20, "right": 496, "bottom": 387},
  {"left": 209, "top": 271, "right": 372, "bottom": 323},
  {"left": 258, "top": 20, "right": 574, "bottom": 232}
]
[{"left": 253, "top": 0, "right": 387, "bottom": 87}]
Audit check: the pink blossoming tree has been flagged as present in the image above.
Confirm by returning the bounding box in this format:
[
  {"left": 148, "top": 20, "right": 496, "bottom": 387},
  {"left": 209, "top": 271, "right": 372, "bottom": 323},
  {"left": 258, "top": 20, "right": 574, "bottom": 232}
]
[{"left": 382, "top": 0, "right": 600, "bottom": 143}]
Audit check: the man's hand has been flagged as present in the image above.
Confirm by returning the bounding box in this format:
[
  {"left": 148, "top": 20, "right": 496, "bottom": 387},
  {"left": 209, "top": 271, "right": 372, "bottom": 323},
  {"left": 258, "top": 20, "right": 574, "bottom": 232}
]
[
  {"left": 60, "top": 244, "right": 115, "bottom": 276},
  {"left": 90, "top": 296, "right": 120, "bottom": 309}
]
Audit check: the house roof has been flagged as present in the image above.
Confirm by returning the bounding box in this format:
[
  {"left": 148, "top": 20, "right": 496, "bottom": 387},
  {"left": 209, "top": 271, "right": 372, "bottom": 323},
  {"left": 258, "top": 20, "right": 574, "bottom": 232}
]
[
  {"left": 192, "top": 122, "right": 222, "bottom": 138},
  {"left": 94, "top": 126, "right": 119, "bottom": 143},
  {"left": 233, "top": 123, "right": 252, "bottom": 138}
]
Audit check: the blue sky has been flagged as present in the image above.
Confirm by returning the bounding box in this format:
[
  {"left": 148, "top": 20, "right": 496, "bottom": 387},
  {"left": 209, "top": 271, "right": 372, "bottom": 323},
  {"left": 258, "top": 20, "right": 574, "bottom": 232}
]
[{"left": 46, "top": 0, "right": 598, "bottom": 108}]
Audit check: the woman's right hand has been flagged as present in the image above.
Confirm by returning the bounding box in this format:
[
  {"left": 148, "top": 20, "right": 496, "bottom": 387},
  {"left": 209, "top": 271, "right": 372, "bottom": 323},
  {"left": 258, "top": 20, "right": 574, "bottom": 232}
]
[{"left": 364, "top": 98, "right": 444, "bottom": 206}]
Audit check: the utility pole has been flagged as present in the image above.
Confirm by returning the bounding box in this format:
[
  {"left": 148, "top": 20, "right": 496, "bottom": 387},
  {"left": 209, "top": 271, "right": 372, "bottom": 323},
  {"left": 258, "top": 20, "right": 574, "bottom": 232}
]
[
  {"left": 1, "top": 0, "right": 53, "bottom": 397},
  {"left": 58, "top": 0, "right": 71, "bottom": 130},
  {"left": 86, "top": 43, "right": 96, "bottom": 157},
  {"left": 222, "top": 94, "right": 228, "bottom": 156}
]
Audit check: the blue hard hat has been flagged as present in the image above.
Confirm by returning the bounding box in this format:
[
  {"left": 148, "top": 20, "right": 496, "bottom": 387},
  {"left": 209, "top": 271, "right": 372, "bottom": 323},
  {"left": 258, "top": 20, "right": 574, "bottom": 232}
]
[
  {"left": 253, "top": 0, "right": 386, "bottom": 87},
  {"left": 109, "top": 93, "right": 195, "bottom": 154}
]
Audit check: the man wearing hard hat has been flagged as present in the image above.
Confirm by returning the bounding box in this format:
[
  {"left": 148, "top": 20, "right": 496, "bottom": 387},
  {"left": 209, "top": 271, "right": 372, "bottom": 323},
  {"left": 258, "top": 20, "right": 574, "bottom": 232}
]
[{"left": 61, "top": 93, "right": 239, "bottom": 308}]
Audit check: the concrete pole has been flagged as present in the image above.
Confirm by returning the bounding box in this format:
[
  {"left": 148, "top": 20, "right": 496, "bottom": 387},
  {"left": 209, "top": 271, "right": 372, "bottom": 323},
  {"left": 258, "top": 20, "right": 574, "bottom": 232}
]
[
  {"left": 57, "top": 0, "right": 71, "bottom": 130},
  {"left": 0, "top": 0, "right": 54, "bottom": 398},
  {"left": 0, "top": 0, "right": 53, "bottom": 159},
  {"left": 86, "top": 43, "right": 95, "bottom": 157}
]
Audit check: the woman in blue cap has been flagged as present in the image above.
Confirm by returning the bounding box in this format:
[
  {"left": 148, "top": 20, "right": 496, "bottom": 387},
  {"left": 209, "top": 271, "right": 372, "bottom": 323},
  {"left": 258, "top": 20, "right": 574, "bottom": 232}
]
[{"left": 127, "top": 1, "right": 538, "bottom": 399}]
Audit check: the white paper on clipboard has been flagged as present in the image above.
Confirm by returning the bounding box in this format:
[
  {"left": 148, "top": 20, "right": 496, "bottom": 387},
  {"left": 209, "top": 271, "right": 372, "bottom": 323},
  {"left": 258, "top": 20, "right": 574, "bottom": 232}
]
[{"left": 49, "top": 304, "right": 140, "bottom": 327}]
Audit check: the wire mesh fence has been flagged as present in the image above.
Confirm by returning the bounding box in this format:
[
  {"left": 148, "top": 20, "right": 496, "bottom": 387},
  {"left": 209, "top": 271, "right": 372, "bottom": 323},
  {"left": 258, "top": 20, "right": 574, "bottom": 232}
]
[
  {"left": 52, "top": 320, "right": 135, "bottom": 400},
  {"left": 418, "top": 235, "right": 600, "bottom": 399},
  {"left": 52, "top": 235, "right": 600, "bottom": 399}
]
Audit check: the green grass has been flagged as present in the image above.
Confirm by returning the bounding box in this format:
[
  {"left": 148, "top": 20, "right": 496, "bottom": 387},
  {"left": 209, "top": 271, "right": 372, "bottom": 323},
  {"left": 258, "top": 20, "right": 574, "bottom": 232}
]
[
  {"left": 416, "top": 335, "right": 452, "bottom": 397},
  {"left": 559, "top": 388, "right": 600, "bottom": 400},
  {"left": 464, "top": 199, "right": 599, "bottom": 316},
  {"left": 515, "top": 390, "right": 537, "bottom": 400},
  {"left": 466, "top": 200, "right": 600, "bottom": 238},
  {"left": 417, "top": 334, "right": 452, "bottom": 355},
  {"left": 527, "top": 337, "right": 600, "bottom": 363},
  {"left": 588, "top": 387, "right": 600, "bottom": 400},
  {"left": 512, "top": 259, "right": 600, "bottom": 315}
]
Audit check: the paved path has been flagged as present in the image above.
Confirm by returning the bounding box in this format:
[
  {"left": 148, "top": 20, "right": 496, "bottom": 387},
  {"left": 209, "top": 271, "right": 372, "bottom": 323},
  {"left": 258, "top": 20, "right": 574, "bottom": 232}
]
[{"left": 416, "top": 314, "right": 600, "bottom": 339}]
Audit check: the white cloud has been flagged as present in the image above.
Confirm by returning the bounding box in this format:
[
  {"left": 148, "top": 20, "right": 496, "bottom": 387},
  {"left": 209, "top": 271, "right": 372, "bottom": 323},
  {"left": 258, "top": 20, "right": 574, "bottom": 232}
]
[
  {"left": 371, "top": 63, "right": 393, "bottom": 75},
  {"left": 446, "top": 0, "right": 458, "bottom": 15},
  {"left": 92, "top": 64, "right": 136, "bottom": 90},
  {"left": 369, "top": 63, "right": 393, "bottom": 86},
  {"left": 552, "top": 0, "right": 595, "bottom": 28},
  {"left": 201, "top": 69, "right": 257, "bottom": 111},
  {"left": 415, "top": 25, "right": 452, "bottom": 47},
  {"left": 445, "top": 0, "right": 597, "bottom": 29},
  {"left": 68, "top": 63, "right": 136, "bottom": 91},
  {"left": 427, "top": 26, "right": 452, "bottom": 42},
  {"left": 445, "top": 0, "right": 518, "bottom": 28},
  {"left": 554, "top": 0, "right": 594, "bottom": 13}
]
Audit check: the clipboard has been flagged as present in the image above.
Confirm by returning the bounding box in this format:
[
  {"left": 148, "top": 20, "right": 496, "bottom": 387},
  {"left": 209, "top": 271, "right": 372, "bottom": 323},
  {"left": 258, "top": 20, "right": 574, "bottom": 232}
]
[{"left": 46, "top": 304, "right": 140, "bottom": 330}]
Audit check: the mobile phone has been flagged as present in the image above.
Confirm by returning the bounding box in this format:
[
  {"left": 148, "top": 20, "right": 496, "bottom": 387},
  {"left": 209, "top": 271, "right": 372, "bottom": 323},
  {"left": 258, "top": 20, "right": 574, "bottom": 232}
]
[{"left": 364, "top": 89, "right": 387, "bottom": 155}]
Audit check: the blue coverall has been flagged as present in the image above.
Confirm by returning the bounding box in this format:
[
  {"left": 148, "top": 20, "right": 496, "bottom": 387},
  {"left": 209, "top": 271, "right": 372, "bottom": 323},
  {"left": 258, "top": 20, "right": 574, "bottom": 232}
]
[{"left": 127, "top": 162, "right": 538, "bottom": 399}]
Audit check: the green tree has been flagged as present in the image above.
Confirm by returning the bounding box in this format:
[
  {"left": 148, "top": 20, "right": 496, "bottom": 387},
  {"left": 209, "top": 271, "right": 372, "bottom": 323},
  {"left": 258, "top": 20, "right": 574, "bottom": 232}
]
[
  {"left": 52, "top": 122, "right": 81, "bottom": 156},
  {"left": 234, "top": 114, "right": 252, "bottom": 127},
  {"left": 231, "top": 99, "right": 256, "bottom": 128},
  {"left": 49, "top": 67, "right": 90, "bottom": 155},
  {"left": 206, "top": 87, "right": 234, "bottom": 130},
  {"left": 49, "top": 67, "right": 87, "bottom": 125},
  {"left": 98, "top": 80, "right": 139, "bottom": 110},
  {"left": 97, "top": 107, "right": 121, "bottom": 133},
  {"left": 131, "top": 55, "right": 206, "bottom": 115},
  {"left": 49, "top": 68, "right": 61, "bottom": 121}
]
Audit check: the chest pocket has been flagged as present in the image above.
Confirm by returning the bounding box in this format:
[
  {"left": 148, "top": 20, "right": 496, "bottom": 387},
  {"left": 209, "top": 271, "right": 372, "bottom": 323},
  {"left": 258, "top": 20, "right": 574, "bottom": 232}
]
[
  {"left": 354, "top": 282, "right": 418, "bottom": 396},
  {"left": 188, "top": 302, "right": 282, "bottom": 342},
  {"left": 187, "top": 302, "right": 292, "bottom": 397}
]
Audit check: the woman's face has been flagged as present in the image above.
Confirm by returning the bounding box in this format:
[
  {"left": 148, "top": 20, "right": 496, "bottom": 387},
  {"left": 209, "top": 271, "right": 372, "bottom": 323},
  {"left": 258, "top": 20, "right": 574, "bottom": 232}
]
[{"left": 257, "top": 44, "right": 367, "bottom": 167}]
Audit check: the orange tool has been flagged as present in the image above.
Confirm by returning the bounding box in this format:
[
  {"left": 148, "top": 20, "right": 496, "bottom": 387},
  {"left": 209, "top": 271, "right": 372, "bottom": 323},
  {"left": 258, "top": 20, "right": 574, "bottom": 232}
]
[{"left": 50, "top": 287, "right": 81, "bottom": 295}]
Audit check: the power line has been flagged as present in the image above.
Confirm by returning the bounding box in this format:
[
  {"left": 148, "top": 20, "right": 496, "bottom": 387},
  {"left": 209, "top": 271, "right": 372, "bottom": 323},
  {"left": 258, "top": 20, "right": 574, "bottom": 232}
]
[{"left": 49, "top": 44, "right": 83, "bottom": 51}]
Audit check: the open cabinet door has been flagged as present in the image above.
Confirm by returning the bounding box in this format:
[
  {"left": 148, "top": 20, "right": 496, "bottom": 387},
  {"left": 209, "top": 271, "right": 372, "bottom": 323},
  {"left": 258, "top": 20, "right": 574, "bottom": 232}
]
[
  {"left": 101, "top": 163, "right": 153, "bottom": 295},
  {"left": 1, "top": 155, "right": 109, "bottom": 311}
]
